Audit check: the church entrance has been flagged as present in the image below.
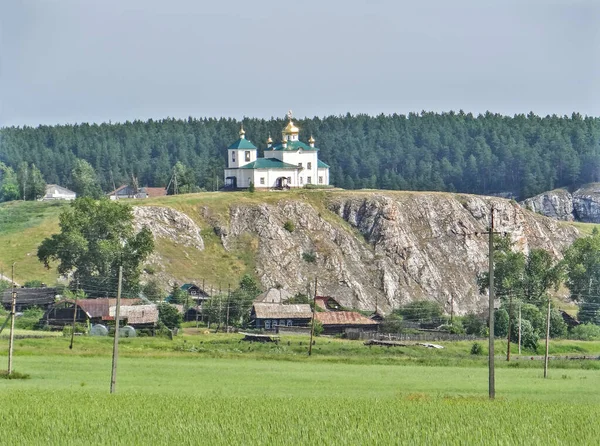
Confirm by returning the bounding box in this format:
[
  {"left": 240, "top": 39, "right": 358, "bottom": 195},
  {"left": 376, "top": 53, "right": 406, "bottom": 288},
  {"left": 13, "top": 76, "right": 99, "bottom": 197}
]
[
  {"left": 224, "top": 176, "right": 237, "bottom": 190},
  {"left": 275, "top": 177, "right": 290, "bottom": 190}
]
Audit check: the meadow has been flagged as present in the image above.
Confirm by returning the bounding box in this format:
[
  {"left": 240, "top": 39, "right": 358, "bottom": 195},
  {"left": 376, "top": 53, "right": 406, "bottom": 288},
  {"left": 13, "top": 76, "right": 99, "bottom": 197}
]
[{"left": 1, "top": 333, "right": 600, "bottom": 445}]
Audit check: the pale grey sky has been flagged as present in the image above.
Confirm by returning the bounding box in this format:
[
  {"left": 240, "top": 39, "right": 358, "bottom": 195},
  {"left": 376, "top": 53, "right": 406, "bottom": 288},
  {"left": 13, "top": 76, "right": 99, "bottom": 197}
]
[{"left": 1, "top": 0, "right": 598, "bottom": 127}]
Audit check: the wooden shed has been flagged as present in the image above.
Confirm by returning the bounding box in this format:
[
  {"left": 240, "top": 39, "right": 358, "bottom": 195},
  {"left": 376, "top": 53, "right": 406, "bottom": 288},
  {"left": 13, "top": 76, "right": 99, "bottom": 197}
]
[
  {"left": 250, "top": 303, "right": 312, "bottom": 330},
  {"left": 315, "top": 311, "right": 379, "bottom": 335},
  {"left": 2, "top": 287, "right": 58, "bottom": 312}
]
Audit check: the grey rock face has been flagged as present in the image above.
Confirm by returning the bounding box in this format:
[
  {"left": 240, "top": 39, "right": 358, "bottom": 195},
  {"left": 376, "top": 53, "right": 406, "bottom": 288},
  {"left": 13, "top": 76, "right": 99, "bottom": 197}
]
[
  {"left": 133, "top": 206, "right": 204, "bottom": 250},
  {"left": 572, "top": 184, "right": 600, "bottom": 223},
  {"left": 216, "top": 193, "right": 577, "bottom": 315},
  {"left": 521, "top": 189, "right": 574, "bottom": 221}
]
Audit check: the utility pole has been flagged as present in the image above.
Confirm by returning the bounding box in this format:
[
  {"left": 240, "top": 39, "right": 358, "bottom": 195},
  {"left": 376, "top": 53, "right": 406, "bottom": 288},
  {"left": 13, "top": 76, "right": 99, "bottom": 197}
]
[
  {"left": 226, "top": 284, "right": 231, "bottom": 333},
  {"left": 7, "top": 263, "right": 16, "bottom": 375},
  {"left": 543, "top": 298, "right": 551, "bottom": 378},
  {"left": 308, "top": 278, "right": 317, "bottom": 356},
  {"left": 110, "top": 266, "right": 123, "bottom": 394},
  {"left": 518, "top": 302, "right": 522, "bottom": 355},
  {"left": 506, "top": 294, "right": 513, "bottom": 361},
  {"left": 450, "top": 294, "right": 454, "bottom": 325},
  {"left": 69, "top": 279, "right": 79, "bottom": 350},
  {"left": 488, "top": 206, "right": 495, "bottom": 400}
]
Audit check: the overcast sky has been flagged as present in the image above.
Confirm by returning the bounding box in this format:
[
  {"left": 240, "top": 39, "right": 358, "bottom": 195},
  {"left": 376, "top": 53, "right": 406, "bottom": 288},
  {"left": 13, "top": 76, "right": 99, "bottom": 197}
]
[{"left": 1, "top": 0, "right": 598, "bottom": 127}]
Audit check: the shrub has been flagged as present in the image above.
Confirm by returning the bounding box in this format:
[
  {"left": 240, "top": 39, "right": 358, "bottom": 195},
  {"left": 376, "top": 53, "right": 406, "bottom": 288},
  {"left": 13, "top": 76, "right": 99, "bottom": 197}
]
[
  {"left": 396, "top": 301, "right": 443, "bottom": 322},
  {"left": 380, "top": 314, "right": 403, "bottom": 333},
  {"left": 494, "top": 308, "right": 509, "bottom": 337},
  {"left": 283, "top": 220, "right": 295, "bottom": 233},
  {"left": 143, "top": 279, "right": 164, "bottom": 302},
  {"left": 302, "top": 252, "right": 316, "bottom": 263},
  {"left": 312, "top": 319, "right": 324, "bottom": 336},
  {"left": 549, "top": 309, "right": 568, "bottom": 338},
  {"left": 158, "top": 303, "right": 182, "bottom": 329},
  {"left": 24, "top": 280, "right": 43, "bottom": 288},
  {"left": 462, "top": 313, "right": 485, "bottom": 335},
  {"left": 248, "top": 181, "right": 255, "bottom": 193},
  {"left": 571, "top": 323, "right": 600, "bottom": 341},
  {"left": 470, "top": 342, "right": 484, "bottom": 355}
]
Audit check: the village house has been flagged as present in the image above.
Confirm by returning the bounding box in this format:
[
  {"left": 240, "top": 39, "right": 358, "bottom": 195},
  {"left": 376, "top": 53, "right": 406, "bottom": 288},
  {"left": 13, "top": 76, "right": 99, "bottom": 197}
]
[
  {"left": 223, "top": 111, "right": 330, "bottom": 190},
  {"left": 41, "top": 184, "right": 76, "bottom": 201},
  {"left": 313, "top": 296, "right": 379, "bottom": 335},
  {"left": 108, "top": 185, "right": 167, "bottom": 200},
  {"left": 250, "top": 303, "right": 312, "bottom": 330},
  {"left": 254, "top": 288, "right": 294, "bottom": 304},
  {"left": 40, "top": 298, "right": 142, "bottom": 329},
  {"left": 2, "top": 287, "right": 58, "bottom": 312}
]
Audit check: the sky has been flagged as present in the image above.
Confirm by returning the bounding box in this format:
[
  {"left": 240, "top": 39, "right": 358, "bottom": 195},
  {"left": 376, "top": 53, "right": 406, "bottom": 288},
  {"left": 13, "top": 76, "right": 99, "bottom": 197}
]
[{"left": 1, "top": 0, "right": 599, "bottom": 127}]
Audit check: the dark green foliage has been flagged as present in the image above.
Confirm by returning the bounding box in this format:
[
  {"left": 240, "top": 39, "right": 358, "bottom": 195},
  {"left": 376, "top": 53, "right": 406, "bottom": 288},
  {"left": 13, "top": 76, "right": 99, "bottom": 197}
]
[
  {"left": 37, "top": 198, "right": 154, "bottom": 298},
  {"left": 248, "top": 181, "right": 255, "bottom": 193},
  {"left": 549, "top": 309, "right": 568, "bottom": 338},
  {"left": 462, "top": 313, "right": 485, "bottom": 335},
  {"left": 17, "top": 163, "right": 46, "bottom": 201},
  {"left": 396, "top": 300, "right": 443, "bottom": 322},
  {"left": 15, "top": 306, "right": 44, "bottom": 330},
  {"left": 312, "top": 319, "right": 324, "bottom": 336},
  {"left": 470, "top": 342, "right": 484, "bottom": 355},
  {"left": 283, "top": 220, "right": 295, "bottom": 233},
  {"left": 570, "top": 323, "right": 600, "bottom": 341},
  {"left": 517, "top": 319, "right": 539, "bottom": 351},
  {"left": 564, "top": 230, "right": 600, "bottom": 323},
  {"left": 23, "top": 280, "right": 43, "bottom": 288},
  {"left": 157, "top": 303, "right": 182, "bottom": 329},
  {"left": 2, "top": 112, "right": 599, "bottom": 199},
  {"left": 380, "top": 313, "right": 403, "bottom": 333},
  {"left": 302, "top": 252, "right": 316, "bottom": 263},
  {"left": 0, "top": 162, "right": 19, "bottom": 202},
  {"left": 0, "top": 279, "right": 11, "bottom": 294},
  {"left": 494, "top": 308, "right": 509, "bottom": 337},
  {"left": 283, "top": 293, "right": 311, "bottom": 305},
  {"left": 70, "top": 159, "right": 102, "bottom": 198},
  {"left": 169, "top": 283, "right": 187, "bottom": 304},
  {"left": 143, "top": 279, "right": 165, "bottom": 302}
]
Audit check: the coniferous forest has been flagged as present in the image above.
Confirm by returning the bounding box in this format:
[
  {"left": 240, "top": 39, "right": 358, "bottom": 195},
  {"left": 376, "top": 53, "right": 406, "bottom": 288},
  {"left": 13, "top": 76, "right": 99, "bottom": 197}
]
[{"left": 1, "top": 111, "right": 599, "bottom": 200}]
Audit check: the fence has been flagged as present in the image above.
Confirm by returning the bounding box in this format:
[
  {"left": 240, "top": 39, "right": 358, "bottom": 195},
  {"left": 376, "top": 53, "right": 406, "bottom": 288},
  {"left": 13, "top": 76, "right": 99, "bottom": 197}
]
[{"left": 349, "top": 329, "right": 485, "bottom": 342}]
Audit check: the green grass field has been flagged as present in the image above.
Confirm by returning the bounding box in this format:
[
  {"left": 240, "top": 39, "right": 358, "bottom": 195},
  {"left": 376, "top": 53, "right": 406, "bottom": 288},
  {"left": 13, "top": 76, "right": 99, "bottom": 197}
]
[{"left": 1, "top": 333, "right": 600, "bottom": 445}]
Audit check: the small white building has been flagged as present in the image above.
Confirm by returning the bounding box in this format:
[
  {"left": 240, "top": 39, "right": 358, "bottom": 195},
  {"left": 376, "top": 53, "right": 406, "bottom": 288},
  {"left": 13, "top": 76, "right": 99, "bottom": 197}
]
[
  {"left": 223, "top": 114, "right": 330, "bottom": 189},
  {"left": 42, "top": 184, "right": 76, "bottom": 201}
]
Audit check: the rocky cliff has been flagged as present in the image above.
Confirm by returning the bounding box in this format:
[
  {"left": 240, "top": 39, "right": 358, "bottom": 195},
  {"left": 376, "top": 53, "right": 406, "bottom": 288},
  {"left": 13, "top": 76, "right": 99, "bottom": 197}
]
[
  {"left": 136, "top": 191, "right": 578, "bottom": 315},
  {"left": 521, "top": 184, "right": 600, "bottom": 223}
]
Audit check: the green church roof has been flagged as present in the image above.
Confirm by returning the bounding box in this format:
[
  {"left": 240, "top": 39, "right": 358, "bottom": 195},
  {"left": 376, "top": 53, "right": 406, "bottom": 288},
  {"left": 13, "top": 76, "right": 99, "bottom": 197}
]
[
  {"left": 317, "top": 160, "right": 330, "bottom": 168},
  {"left": 228, "top": 138, "right": 258, "bottom": 150},
  {"left": 239, "top": 158, "right": 299, "bottom": 170},
  {"left": 269, "top": 140, "right": 319, "bottom": 152}
]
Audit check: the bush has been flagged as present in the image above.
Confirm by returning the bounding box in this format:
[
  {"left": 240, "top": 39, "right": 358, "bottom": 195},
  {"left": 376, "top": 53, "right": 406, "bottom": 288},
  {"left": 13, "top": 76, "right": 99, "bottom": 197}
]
[
  {"left": 549, "top": 309, "right": 568, "bottom": 338},
  {"left": 571, "top": 323, "right": 600, "bottom": 341},
  {"left": 494, "top": 308, "right": 509, "bottom": 338},
  {"left": 380, "top": 314, "right": 403, "bottom": 333},
  {"left": 248, "top": 181, "right": 255, "bottom": 193},
  {"left": 283, "top": 220, "right": 295, "bottom": 233},
  {"left": 396, "top": 301, "right": 443, "bottom": 322},
  {"left": 158, "top": 303, "right": 182, "bottom": 329},
  {"left": 462, "top": 313, "right": 485, "bottom": 335},
  {"left": 470, "top": 342, "right": 484, "bottom": 355},
  {"left": 24, "top": 280, "right": 43, "bottom": 288},
  {"left": 14, "top": 306, "right": 45, "bottom": 330},
  {"left": 143, "top": 279, "right": 165, "bottom": 302},
  {"left": 312, "top": 319, "right": 324, "bottom": 336},
  {"left": 302, "top": 252, "right": 316, "bottom": 263}
]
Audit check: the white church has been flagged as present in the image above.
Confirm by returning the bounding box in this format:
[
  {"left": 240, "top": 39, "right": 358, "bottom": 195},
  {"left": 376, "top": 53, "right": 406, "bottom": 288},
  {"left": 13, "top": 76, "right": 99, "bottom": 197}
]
[{"left": 224, "top": 113, "right": 330, "bottom": 189}]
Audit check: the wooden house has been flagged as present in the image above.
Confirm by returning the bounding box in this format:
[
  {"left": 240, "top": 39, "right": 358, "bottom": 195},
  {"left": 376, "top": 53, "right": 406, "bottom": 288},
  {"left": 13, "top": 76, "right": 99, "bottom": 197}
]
[
  {"left": 250, "top": 303, "right": 312, "bottom": 330},
  {"left": 315, "top": 311, "right": 379, "bottom": 335},
  {"left": 254, "top": 288, "right": 293, "bottom": 304},
  {"left": 2, "top": 287, "right": 58, "bottom": 312},
  {"left": 40, "top": 298, "right": 142, "bottom": 329}
]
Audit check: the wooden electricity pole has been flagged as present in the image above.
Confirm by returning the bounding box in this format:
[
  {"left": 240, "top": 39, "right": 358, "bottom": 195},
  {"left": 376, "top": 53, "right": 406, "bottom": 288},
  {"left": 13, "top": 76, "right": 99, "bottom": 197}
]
[
  {"left": 7, "top": 263, "right": 17, "bottom": 375},
  {"left": 543, "top": 298, "right": 551, "bottom": 378},
  {"left": 110, "top": 266, "right": 123, "bottom": 394},
  {"left": 69, "top": 279, "right": 79, "bottom": 350},
  {"left": 488, "top": 206, "right": 495, "bottom": 400},
  {"left": 226, "top": 284, "right": 231, "bottom": 333},
  {"left": 308, "top": 278, "right": 317, "bottom": 356},
  {"left": 506, "top": 294, "right": 513, "bottom": 361},
  {"left": 518, "top": 302, "right": 522, "bottom": 355}
]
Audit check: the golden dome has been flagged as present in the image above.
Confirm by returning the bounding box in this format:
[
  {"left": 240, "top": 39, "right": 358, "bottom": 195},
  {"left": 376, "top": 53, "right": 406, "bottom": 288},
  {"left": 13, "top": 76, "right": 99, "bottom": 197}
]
[
  {"left": 267, "top": 135, "right": 273, "bottom": 144},
  {"left": 308, "top": 135, "right": 315, "bottom": 144},
  {"left": 239, "top": 125, "right": 246, "bottom": 138},
  {"left": 282, "top": 120, "right": 299, "bottom": 134}
]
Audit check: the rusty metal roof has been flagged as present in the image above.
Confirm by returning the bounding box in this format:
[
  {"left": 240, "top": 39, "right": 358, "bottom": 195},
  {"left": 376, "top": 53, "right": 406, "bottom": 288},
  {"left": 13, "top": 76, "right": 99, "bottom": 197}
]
[{"left": 315, "top": 311, "right": 379, "bottom": 326}]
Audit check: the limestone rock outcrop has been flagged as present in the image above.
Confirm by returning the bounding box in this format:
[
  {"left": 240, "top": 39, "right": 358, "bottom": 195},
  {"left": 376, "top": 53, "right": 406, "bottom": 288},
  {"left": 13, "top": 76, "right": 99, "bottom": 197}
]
[
  {"left": 133, "top": 206, "right": 204, "bottom": 250},
  {"left": 521, "top": 189, "right": 574, "bottom": 221}
]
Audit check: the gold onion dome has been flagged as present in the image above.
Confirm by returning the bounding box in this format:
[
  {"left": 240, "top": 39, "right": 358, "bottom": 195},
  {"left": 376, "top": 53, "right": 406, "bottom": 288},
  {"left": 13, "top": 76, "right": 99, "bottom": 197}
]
[
  {"left": 239, "top": 126, "right": 246, "bottom": 137},
  {"left": 267, "top": 135, "right": 273, "bottom": 144},
  {"left": 283, "top": 120, "right": 300, "bottom": 134},
  {"left": 308, "top": 135, "right": 315, "bottom": 144}
]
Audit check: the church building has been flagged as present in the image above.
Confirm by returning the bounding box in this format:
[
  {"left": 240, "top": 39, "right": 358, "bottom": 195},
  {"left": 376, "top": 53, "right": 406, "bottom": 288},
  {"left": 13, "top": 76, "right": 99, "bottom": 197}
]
[{"left": 224, "top": 114, "right": 330, "bottom": 189}]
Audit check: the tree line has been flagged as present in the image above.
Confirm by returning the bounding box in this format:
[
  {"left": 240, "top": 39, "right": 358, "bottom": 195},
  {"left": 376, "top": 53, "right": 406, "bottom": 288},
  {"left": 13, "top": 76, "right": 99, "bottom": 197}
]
[{"left": 1, "top": 111, "right": 600, "bottom": 201}]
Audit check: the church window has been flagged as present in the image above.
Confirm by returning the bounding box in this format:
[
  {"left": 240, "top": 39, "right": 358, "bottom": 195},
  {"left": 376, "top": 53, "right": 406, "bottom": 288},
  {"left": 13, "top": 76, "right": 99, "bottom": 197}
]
[
  {"left": 307, "top": 176, "right": 312, "bottom": 184},
  {"left": 232, "top": 152, "right": 235, "bottom": 162},
  {"left": 245, "top": 151, "right": 251, "bottom": 162},
  {"left": 319, "top": 176, "right": 323, "bottom": 184},
  {"left": 307, "top": 162, "right": 312, "bottom": 169},
  {"left": 260, "top": 177, "right": 265, "bottom": 185},
  {"left": 298, "top": 162, "right": 302, "bottom": 168}
]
